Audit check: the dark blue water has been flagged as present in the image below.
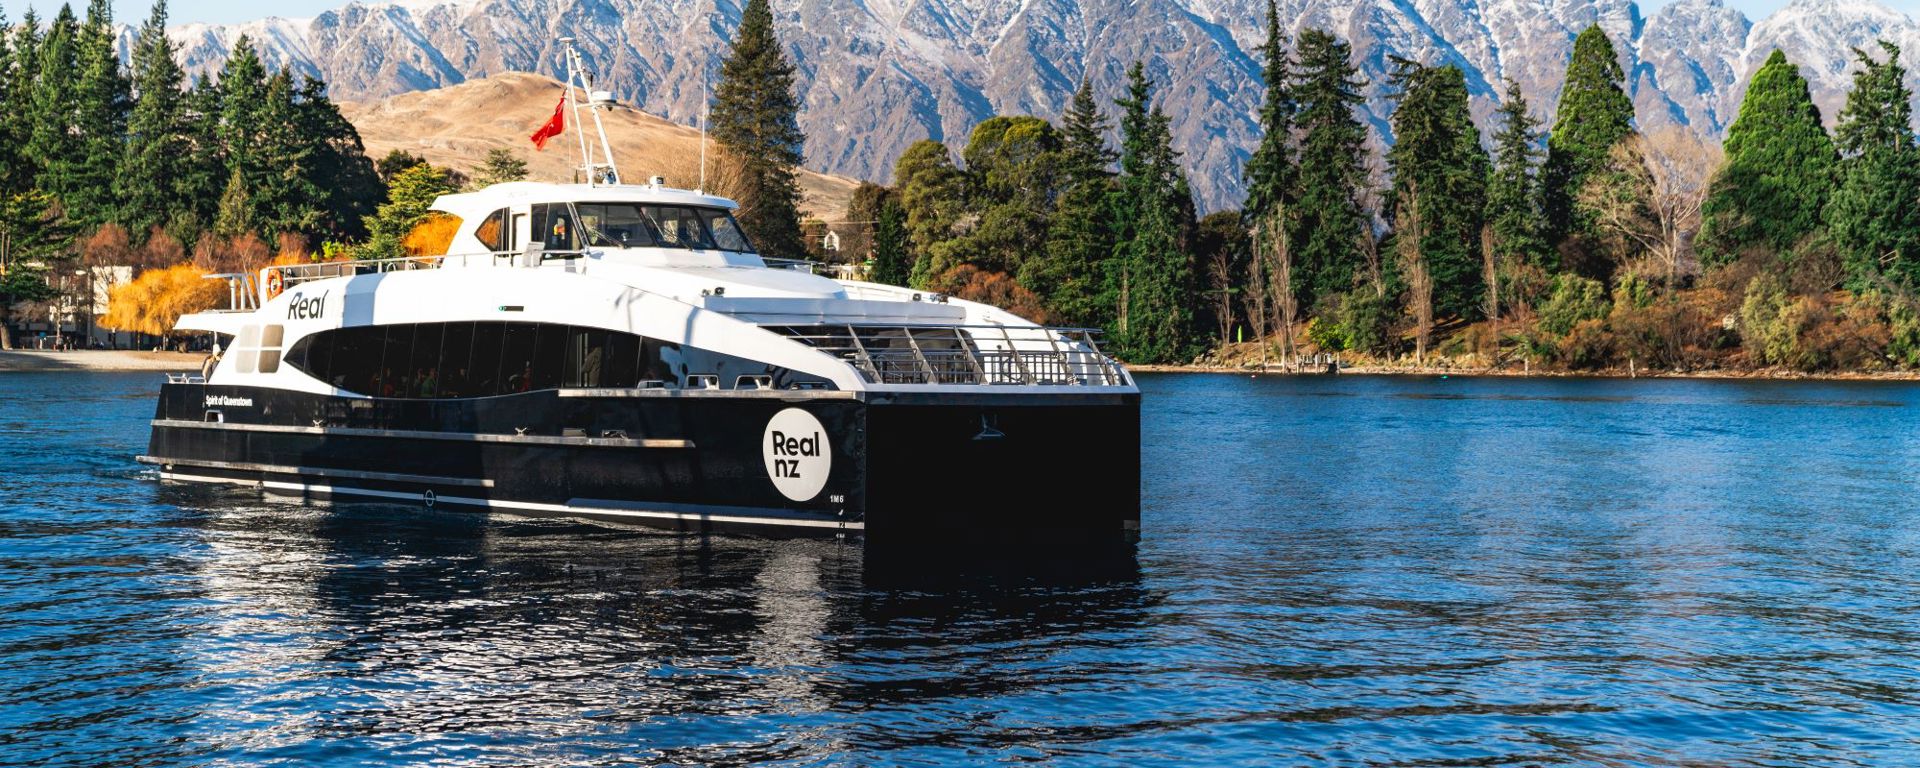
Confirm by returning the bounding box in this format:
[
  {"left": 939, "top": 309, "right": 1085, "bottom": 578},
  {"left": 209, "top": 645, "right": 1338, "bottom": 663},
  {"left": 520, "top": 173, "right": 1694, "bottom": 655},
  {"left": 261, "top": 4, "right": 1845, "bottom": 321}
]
[{"left": 4, "top": 371, "right": 1919, "bottom": 766}]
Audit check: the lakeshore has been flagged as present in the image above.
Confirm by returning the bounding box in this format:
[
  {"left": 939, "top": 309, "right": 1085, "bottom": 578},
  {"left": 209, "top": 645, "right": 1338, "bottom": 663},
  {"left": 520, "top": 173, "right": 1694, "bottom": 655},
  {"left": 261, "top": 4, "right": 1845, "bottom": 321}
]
[
  {"left": 0, "top": 350, "right": 204, "bottom": 373},
  {"left": 1128, "top": 360, "right": 1920, "bottom": 381}
]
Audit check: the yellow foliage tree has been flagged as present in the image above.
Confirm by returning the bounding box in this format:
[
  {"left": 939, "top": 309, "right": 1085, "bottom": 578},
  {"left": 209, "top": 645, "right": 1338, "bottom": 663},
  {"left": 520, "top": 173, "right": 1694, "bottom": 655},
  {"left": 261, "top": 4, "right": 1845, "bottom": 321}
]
[
  {"left": 101, "top": 264, "right": 228, "bottom": 337},
  {"left": 402, "top": 213, "right": 462, "bottom": 256}
]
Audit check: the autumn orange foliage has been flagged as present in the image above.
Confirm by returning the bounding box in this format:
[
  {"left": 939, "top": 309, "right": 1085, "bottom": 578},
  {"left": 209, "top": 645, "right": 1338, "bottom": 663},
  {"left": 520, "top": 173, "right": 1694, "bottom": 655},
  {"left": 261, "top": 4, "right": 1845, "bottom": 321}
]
[
  {"left": 101, "top": 264, "right": 228, "bottom": 337},
  {"left": 927, "top": 265, "right": 1050, "bottom": 324},
  {"left": 403, "top": 213, "right": 462, "bottom": 256}
]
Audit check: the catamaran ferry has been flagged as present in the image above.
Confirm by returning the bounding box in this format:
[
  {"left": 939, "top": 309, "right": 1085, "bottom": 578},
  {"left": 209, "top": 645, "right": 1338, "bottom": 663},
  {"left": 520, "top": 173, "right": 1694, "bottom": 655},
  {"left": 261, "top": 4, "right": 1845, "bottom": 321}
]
[{"left": 137, "top": 43, "right": 1139, "bottom": 541}]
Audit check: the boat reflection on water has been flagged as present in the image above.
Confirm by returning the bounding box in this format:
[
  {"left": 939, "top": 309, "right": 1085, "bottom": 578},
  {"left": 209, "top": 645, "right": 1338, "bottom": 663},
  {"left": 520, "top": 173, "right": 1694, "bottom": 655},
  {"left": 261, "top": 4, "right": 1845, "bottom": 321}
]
[{"left": 160, "top": 486, "right": 1146, "bottom": 765}]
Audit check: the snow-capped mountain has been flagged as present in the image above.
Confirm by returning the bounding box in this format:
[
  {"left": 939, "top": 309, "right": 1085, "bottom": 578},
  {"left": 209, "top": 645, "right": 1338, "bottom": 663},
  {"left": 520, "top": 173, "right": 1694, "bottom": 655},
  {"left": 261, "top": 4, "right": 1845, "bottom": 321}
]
[{"left": 154, "top": 0, "right": 1920, "bottom": 211}]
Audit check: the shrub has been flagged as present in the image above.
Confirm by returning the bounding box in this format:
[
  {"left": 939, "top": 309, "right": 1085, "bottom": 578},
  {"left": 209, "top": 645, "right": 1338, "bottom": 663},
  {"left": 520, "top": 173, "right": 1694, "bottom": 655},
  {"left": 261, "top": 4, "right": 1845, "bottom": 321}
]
[
  {"left": 1537, "top": 274, "right": 1611, "bottom": 336},
  {"left": 1311, "top": 290, "right": 1395, "bottom": 355}
]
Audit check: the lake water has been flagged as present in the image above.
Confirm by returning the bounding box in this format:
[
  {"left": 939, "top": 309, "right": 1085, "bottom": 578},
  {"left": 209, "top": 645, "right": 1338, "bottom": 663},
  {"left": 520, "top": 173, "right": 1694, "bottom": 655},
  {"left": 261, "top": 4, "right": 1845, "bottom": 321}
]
[{"left": 2, "top": 371, "right": 1918, "bottom": 766}]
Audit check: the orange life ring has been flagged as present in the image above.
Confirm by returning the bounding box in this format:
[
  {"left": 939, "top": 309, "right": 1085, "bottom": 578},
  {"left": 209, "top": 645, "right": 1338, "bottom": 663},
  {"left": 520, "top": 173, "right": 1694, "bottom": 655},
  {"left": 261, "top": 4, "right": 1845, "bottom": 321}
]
[{"left": 264, "top": 270, "right": 285, "bottom": 300}]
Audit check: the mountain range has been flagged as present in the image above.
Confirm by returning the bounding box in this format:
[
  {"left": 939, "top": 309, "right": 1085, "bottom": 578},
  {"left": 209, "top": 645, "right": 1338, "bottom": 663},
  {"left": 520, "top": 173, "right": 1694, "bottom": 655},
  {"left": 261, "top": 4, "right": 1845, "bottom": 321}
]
[{"left": 146, "top": 0, "right": 1920, "bottom": 212}]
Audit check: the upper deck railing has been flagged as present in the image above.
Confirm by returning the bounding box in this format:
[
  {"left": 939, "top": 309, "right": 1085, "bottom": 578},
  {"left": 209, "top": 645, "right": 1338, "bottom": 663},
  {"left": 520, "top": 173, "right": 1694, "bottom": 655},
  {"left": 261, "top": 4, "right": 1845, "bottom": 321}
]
[{"left": 764, "top": 323, "right": 1129, "bottom": 387}]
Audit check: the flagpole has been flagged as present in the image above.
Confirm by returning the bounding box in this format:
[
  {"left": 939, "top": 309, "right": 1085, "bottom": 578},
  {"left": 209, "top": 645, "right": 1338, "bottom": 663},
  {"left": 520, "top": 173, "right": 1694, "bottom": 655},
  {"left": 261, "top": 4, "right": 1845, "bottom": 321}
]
[{"left": 561, "top": 38, "right": 594, "bottom": 186}]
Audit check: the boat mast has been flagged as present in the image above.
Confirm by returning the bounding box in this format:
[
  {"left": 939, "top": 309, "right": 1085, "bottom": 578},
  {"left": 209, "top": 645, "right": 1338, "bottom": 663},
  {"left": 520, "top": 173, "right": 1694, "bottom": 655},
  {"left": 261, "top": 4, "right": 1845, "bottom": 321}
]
[{"left": 559, "top": 38, "right": 622, "bottom": 186}]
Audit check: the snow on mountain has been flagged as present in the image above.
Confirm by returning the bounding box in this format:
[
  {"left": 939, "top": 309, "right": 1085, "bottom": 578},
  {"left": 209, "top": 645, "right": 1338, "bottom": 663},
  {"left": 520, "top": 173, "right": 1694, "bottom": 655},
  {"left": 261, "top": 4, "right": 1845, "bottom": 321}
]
[{"left": 154, "top": 0, "right": 1920, "bottom": 211}]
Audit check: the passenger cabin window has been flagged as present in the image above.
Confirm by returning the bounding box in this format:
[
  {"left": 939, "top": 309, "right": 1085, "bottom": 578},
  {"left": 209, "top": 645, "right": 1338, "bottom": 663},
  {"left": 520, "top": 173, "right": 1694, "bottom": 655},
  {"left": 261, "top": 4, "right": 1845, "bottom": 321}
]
[
  {"left": 531, "top": 203, "right": 578, "bottom": 252},
  {"left": 475, "top": 208, "right": 510, "bottom": 252},
  {"left": 701, "top": 209, "right": 755, "bottom": 253},
  {"left": 227, "top": 324, "right": 283, "bottom": 374},
  {"left": 282, "top": 321, "right": 673, "bottom": 398}
]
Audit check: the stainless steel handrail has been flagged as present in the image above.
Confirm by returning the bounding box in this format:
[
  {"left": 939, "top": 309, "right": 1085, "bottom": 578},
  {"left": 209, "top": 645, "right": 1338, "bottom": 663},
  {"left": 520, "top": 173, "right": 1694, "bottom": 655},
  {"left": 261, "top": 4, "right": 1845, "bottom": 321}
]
[{"left": 765, "top": 323, "right": 1128, "bottom": 386}]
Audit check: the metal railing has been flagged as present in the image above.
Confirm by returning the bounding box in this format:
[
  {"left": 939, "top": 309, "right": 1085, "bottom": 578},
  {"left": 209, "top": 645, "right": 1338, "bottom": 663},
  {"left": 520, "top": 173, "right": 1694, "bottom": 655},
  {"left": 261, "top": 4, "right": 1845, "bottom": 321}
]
[{"left": 764, "top": 323, "right": 1129, "bottom": 386}]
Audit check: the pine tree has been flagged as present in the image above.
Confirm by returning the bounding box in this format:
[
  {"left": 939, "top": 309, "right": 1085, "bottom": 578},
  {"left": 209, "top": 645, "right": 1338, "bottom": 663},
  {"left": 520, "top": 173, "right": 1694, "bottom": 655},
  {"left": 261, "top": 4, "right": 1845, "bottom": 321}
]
[
  {"left": 1290, "top": 28, "right": 1370, "bottom": 309},
  {"left": 1698, "top": 50, "right": 1836, "bottom": 267},
  {"left": 1487, "top": 79, "right": 1550, "bottom": 271},
  {"left": 215, "top": 36, "right": 268, "bottom": 236},
  {"left": 252, "top": 70, "right": 322, "bottom": 239},
  {"left": 63, "top": 0, "right": 129, "bottom": 230},
  {"left": 2, "top": 9, "right": 42, "bottom": 194},
  {"left": 1243, "top": 0, "right": 1294, "bottom": 221},
  {"left": 0, "top": 3, "right": 18, "bottom": 197},
  {"left": 472, "top": 147, "right": 530, "bottom": 187},
  {"left": 870, "top": 198, "right": 911, "bottom": 286},
  {"left": 1386, "top": 61, "right": 1489, "bottom": 320},
  {"left": 710, "top": 0, "right": 807, "bottom": 259},
  {"left": 1543, "top": 24, "right": 1635, "bottom": 246},
  {"left": 1826, "top": 41, "right": 1920, "bottom": 288},
  {"left": 1110, "top": 63, "right": 1197, "bottom": 363},
  {"left": 173, "top": 74, "right": 226, "bottom": 241},
  {"left": 893, "top": 139, "right": 966, "bottom": 287},
  {"left": 1024, "top": 78, "right": 1118, "bottom": 327},
  {"left": 24, "top": 6, "right": 80, "bottom": 201},
  {"left": 294, "top": 76, "right": 383, "bottom": 240},
  {"left": 121, "top": 0, "right": 191, "bottom": 239}
]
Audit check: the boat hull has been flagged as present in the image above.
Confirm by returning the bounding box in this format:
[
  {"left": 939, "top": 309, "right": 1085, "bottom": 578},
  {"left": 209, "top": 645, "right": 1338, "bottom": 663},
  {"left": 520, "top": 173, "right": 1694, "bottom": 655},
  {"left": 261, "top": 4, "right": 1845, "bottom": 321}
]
[{"left": 141, "top": 383, "right": 1140, "bottom": 541}]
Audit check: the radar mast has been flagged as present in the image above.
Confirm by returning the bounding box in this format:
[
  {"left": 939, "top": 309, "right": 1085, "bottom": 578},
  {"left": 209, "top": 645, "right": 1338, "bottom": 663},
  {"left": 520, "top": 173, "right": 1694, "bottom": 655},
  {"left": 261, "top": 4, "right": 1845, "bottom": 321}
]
[{"left": 559, "top": 37, "right": 622, "bottom": 186}]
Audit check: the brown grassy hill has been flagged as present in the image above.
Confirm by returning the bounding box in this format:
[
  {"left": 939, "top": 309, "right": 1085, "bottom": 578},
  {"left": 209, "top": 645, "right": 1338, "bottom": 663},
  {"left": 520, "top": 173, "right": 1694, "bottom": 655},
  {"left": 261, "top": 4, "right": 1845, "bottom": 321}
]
[{"left": 340, "top": 72, "right": 860, "bottom": 220}]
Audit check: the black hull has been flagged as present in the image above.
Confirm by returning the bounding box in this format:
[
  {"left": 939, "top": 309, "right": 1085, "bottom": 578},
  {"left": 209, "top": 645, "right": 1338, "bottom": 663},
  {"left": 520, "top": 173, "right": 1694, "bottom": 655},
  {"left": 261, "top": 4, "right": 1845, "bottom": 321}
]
[{"left": 142, "top": 384, "right": 1140, "bottom": 542}]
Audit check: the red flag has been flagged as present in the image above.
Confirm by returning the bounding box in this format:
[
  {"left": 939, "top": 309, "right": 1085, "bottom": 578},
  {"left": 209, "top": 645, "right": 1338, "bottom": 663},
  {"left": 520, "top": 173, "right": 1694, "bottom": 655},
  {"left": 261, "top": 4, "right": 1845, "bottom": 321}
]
[{"left": 530, "top": 96, "right": 566, "bottom": 150}]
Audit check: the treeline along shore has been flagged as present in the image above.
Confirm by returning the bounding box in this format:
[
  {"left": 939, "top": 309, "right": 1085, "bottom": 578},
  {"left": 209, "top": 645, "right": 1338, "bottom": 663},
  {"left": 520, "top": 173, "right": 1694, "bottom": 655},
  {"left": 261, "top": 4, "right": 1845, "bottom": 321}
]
[{"left": 10, "top": 0, "right": 1920, "bottom": 378}]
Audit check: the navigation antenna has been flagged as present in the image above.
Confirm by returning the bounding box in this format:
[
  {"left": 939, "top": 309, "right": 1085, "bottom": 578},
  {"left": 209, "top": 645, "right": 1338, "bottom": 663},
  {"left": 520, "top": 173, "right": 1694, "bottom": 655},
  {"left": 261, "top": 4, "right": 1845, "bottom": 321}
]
[{"left": 559, "top": 37, "right": 622, "bottom": 186}]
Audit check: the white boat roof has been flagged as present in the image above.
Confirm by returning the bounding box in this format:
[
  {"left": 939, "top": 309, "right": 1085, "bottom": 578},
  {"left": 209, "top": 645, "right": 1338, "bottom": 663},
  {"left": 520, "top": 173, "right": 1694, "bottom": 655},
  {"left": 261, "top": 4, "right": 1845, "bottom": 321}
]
[{"left": 431, "top": 181, "right": 739, "bottom": 217}]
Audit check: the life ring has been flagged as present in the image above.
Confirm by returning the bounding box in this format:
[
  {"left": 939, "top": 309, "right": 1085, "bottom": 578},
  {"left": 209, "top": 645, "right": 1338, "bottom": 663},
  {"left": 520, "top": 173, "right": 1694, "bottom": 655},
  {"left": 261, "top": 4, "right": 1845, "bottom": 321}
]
[{"left": 264, "top": 270, "right": 285, "bottom": 300}]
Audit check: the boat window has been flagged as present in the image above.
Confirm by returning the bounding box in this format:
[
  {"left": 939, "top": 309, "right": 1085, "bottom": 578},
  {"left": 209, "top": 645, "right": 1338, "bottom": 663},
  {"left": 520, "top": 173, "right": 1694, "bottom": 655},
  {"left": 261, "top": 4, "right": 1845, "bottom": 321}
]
[
  {"left": 531, "top": 203, "right": 578, "bottom": 252},
  {"left": 409, "top": 324, "right": 443, "bottom": 397},
  {"left": 700, "top": 209, "right": 755, "bottom": 253},
  {"left": 281, "top": 321, "right": 683, "bottom": 399},
  {"left": 575, "top": 203, "right": 658, "bottom": 248},
  {"left": 645, "top": 206, "right": 717, "bottom": 250},
  {"left": 476, "top": 208, "right": 510, "bottom": 252},
  {"left": 438, "top": 322, "right": 474, "bottom": 397},
  {"left": 468, "top": 322, "right": 504, "bottom": 396},
  {"left": 233, "top": 325, "right": 260, "bottom": 374},
  {"left": 500, "top": 323, "right": 539, "bottom": 393}
]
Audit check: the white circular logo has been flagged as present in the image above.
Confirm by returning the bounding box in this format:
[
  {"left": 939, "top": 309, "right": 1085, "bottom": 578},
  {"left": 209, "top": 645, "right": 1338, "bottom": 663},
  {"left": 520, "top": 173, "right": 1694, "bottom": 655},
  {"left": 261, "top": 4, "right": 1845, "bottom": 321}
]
[{"left": 763, "top": 408, "right": 831, "bottom": 502}]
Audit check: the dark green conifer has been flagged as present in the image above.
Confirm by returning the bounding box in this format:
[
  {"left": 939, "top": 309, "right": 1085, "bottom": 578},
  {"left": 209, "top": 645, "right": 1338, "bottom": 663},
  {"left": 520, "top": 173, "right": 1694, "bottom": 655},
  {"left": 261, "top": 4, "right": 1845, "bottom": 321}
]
[
  {"left": 710, "top": 0, "right": 807, "bottom": 258},
  {"left": 173, "top": 74, "right": 226, "bottom": 241},
  {"left": 1110, "top": 63, "right": 1197, "bottom": 363},
  {"left": 1243, "top": 0, "right": 1294, "bottom": 221},
  {"left": 1826, "top": 41, "right": 1920, "bottom": 288},
  {"left": 121, "top": 0, "right": 191, "bottom": 239},
  {"left": 472, "top": 147, "right": 530, "bottom": 187},
  {"left": 1024, "top": 79, "right": 1118, "bottom": 327},
  {"left": 1289, "top": 28, "right": 1369, "bottom": 307},
  {"left": 294, "top": 76, "right": 383, "bottom": 240},
  {"left": 1486, "top": 79, "right": 1549, "bottom": 270},
  {"left": 1386, "top": 61, "right": 1489, "bottom": 319},
  {"left": 1698, "top": 49, "right": 1836, "bottom": 266},
  {"left": 1543, "top": 24, "right": 1635, "bottom": 244},
  {"left": 64, "top": 0, "right": 129, "bottom": 230},
  {"left": 25, "top": 7, "right": 80, "bottom": 200},
  {"left": 870, "top": 198, "right": 911, "bottom": 286}
]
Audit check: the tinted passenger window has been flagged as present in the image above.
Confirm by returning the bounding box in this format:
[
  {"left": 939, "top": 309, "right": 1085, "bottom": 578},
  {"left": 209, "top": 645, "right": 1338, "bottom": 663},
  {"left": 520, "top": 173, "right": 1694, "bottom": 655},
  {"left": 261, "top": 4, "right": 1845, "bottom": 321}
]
[{"left": 282, "top": 321, "right": 670, "bottom": 398}]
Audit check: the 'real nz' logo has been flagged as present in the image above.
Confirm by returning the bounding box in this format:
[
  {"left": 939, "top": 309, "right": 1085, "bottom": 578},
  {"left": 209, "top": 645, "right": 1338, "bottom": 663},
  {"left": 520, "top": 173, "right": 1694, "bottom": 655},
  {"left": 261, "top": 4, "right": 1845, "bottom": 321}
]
[
  {"left": 286, "top": 289, "right": 329, "bottom": 320},
  {"left": 763, "top": 407, "right": 831, "bottom": 502}
]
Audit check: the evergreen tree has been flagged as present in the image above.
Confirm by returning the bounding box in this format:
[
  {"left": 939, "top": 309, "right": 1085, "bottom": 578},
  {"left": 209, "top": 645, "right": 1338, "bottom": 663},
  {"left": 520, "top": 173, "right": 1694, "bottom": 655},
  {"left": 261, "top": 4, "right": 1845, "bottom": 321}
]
[
  {"left": 1543, "top": 24, "right": 1635, "bottom": 246},
  {"left": 472, "top": 147, "right": 530, "bottom": 187},
  {"left": 3, "top": 9, "right": 44, "bottom": 194},
  {"left": 357, "top": 163, "right": 457, "bottom": 259},
  {"left": 1698, "top": 49, "right": 1836, "bottom": 266},
  {"left": 1243, "top": 0, "right": 1295, "bottom": 221},
  {"left": 0, "top": 4, "right": 15, "bottom": 196},
  {"left": 1290, "top": 28, "right": 1370, "bottom": 308},
  {"left": 25, "top": 6, "right": 80, "bottom": 200},
  {"left": 954, "top": 115, "right": 1059, "bottom": 275},
  {"left": 63, "top": 0, "right": 129, "bottom": 230},
  {"left": 892, "top": 139, "right": 966, "bottom": 287},
  {"left": 710, "top": 0, "right": 808, "bottom": 258},
  {"left": 173, "top": 74, "right": 226, "bottom": 241},
  {"left": 1486, "top": 79, "right": 1550, "bottom": 270},
  {"left": 252, "top": 69, "right": 322, "bottom": 239},
  {"left": 870, "top": 198, "right": 911, "bottom": 286},
  {"left": 1826, "top": 41, "right": 1920, "bottom": 288},
  {"left": 215, "top": 36, "right": 268, "bottom": 235},
  {"left": 294, "top": 76, "right": 383, "bottom": 240},
  {"left": 121, "top": 0, "right": 191, "bottom": 239},
  {"left": 1386, "top": 61, "right": 1489, "bottom": 319},
  {"left": 1024, "top": 78, "right": 1118, "bottom": 327},
  {"left": 1110, "top": 63, "right": 1197, "bottom": 363}
]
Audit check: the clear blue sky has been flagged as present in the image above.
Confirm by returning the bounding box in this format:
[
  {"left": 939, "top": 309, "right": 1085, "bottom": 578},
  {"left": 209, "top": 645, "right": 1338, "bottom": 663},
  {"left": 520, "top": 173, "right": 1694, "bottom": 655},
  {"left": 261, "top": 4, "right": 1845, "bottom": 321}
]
[{"left": 16, "top": 0, "right": 1910, "bottom": 26}]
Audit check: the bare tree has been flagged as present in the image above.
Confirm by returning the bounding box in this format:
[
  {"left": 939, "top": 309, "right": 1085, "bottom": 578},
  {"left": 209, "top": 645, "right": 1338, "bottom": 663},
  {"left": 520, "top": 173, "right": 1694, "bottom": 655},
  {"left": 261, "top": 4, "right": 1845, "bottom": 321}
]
[
  {"left": 1206, "top": 240, "right": 1236, "bottom": 347},
  {"left": 1396, "top": 185, "right": 1432, "bottom": 364},
  {"left": 1244, "top": 224, "right": 1270, "bottom": 360},
  {"left": 1251, "top": 205, "right": 1297, "bottom": 365},
  {"left": 1481, "top": 223, "right": 1499, "bottom": 328},
  {"left": 1578, "top": 128, "right": 1721, "bottom": 282},
  {"left": 1356, "top": 159, "right": 1390, "bottom": 297}
]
